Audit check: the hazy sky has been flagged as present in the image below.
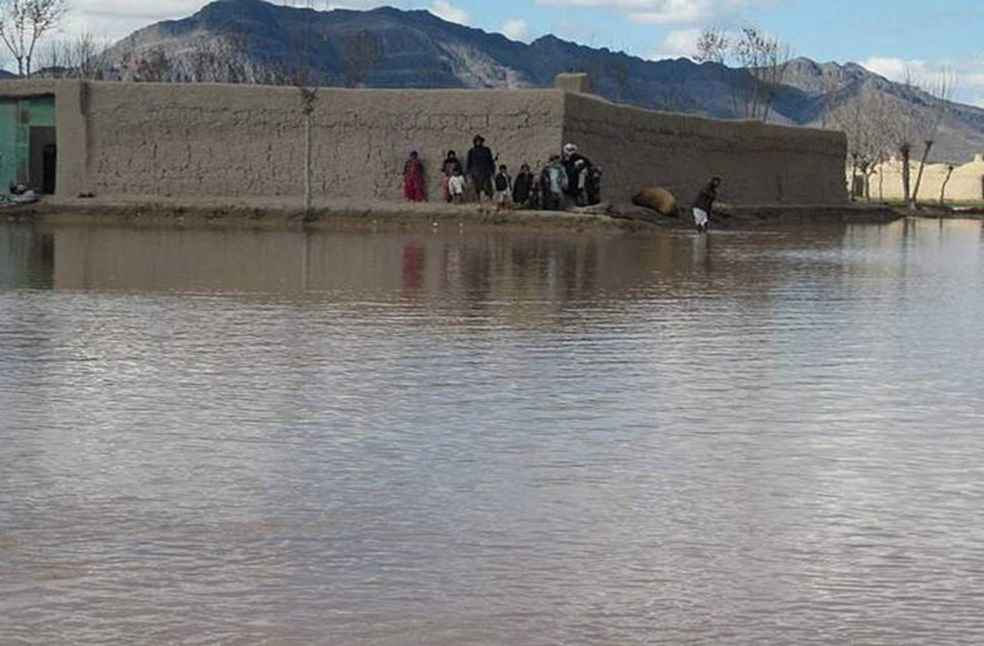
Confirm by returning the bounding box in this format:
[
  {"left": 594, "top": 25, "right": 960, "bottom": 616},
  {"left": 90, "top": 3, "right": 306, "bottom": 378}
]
[{"left": 53, "top": 0, "right": 984, "bottom": 106}]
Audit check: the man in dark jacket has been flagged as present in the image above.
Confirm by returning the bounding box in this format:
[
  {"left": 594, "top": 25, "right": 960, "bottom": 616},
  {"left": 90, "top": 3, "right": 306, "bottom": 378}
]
[
  {"left": 466, "top": 135, "right": 495, "bottom": 201},
  {"left": 512, "top": 163, "right": 534, "bottom": 207},
  {"left": 692, "top": 176, "right": 721, "bottom": 233}
]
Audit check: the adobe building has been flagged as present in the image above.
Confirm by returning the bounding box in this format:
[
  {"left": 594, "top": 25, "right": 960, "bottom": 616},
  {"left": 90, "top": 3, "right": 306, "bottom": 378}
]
[
  {"left": 0, "top": 77, "right": 848, "bottom": 208},
  {"left": 0, "top": 94, "right": 57, "bottom": 194}
]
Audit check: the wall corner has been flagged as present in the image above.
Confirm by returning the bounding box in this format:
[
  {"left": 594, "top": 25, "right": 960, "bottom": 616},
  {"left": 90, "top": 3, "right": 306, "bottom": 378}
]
[{"left": 54, "top": 79, "right": 88, "bottom": 198}]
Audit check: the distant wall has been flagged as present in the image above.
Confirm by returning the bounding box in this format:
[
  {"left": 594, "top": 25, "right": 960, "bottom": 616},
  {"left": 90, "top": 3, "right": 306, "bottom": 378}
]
[
  {"left": 562, "top": 92, "right": 848, "bottom": 206},
  {"left": 868, "top": 156, "right": 984, "bottom": 203},
  {"left": 0, "top": 80, "right": 849, "bottom": 207}
]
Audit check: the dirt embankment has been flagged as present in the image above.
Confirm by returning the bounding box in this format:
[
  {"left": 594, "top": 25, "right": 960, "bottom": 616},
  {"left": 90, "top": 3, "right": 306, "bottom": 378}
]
[{"left": 5, "top": 194, "right": 901, "bottom": 232}]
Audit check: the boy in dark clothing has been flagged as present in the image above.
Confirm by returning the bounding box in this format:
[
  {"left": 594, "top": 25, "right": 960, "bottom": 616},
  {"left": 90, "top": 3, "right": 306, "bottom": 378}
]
[
  {"left": 513, "top": 163, "right": 534, "bottom": 207},
  {"left": 466, "top": 135, "right": 496, "bottom": 201},
  {"left": 493, "top": 164, "right": 513, "bottom": 209},
  {"left": 692, "top": 176, "right": 721, "bottom": 233}
]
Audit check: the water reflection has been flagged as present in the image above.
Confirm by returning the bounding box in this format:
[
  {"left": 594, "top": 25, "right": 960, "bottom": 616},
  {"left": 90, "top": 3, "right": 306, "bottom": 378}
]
[
  {"left": 1, "top": 216, "right": 984, "bottom": 645},
  {"left": 0, "top": 222, "right": 53, "bottom": 289}
]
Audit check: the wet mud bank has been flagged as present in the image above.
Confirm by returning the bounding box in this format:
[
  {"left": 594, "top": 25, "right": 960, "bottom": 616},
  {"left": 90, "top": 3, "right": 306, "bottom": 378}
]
[{"left": 9, "top": 196, "right": 900, "bottom": 233}]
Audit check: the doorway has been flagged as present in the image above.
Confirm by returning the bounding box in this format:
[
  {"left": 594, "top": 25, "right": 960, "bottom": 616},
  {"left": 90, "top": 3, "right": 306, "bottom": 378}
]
[{"left": 29, "top": 126, "right": 56, "bottom": 193}]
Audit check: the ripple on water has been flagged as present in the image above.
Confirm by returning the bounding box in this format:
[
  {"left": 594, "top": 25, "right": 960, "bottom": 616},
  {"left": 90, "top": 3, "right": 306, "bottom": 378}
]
[{"left": 1, "top": 218, "right": 983, "bottom": 644}]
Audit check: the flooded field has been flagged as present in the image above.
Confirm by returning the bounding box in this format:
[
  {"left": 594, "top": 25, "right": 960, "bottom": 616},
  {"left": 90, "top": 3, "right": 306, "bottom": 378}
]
[{"left": 2, "top": 218, "right": 983, "bottom": 645}]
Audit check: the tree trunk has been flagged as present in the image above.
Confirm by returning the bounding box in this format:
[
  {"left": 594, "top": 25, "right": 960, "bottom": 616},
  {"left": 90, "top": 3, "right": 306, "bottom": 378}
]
[
  {"left": 910, "top": 141, "right": 934, "bottom": 209},
  {"left": 900, "top": 144, "right": 911, "bottom": 205},
  {"left": 940, "top": 167, "right": 954, "bottom": 206}
]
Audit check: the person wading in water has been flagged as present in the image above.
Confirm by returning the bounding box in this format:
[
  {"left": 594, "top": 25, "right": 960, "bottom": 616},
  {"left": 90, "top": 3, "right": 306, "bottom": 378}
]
[
  {"left": 693, "top": 177, "right": 721, "bottom": 233},
  {"left": 466, "top": 135, "right": 495, "bottom": 202}
]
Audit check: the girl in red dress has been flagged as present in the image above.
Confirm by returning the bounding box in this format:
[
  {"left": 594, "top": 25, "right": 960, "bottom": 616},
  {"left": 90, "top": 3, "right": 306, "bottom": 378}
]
[{"left": 403, "top": 151, "right": 427, "bottom": 202}]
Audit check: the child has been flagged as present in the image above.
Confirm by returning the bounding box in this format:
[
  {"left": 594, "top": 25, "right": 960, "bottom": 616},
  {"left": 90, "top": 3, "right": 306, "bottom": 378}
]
[
  {"left": 448, "top": 168, "right": 466, "bottom": 204},
  {"left": 493, "top": 164, "right": 512, "bottom": 209},
  {"left": 441, "top": 150, "right": 462, "bottom": 202}
]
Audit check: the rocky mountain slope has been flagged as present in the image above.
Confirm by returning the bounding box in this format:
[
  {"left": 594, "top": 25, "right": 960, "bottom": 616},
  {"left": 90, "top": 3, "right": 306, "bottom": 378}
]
[{"left": 101, "top": 0, "right": 984, "bottom": 162}]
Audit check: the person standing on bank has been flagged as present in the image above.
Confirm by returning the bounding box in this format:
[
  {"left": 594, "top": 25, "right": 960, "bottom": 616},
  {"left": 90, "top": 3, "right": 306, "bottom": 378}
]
[
  {"left": 494, "top": 164, "right": 513, "bottom": 210},
  {"left": 693, "top": 176, "right": 721, "bottom": 233},
  {"left": 403, "top": 151, "right": 427, "bottom": 202},
  {"left": 441, "top": 150, "right": 462, "bottom": 202},
  {"left": 448, "top": 168, "right": 466, "bottom": 203},
  {"left": 542, "top": 155, "right": 566, "bottom": 211},
  {"left": 466, "top": 135, "right": 495, "bottom": 202},
  {"left": 513, "top": 163, "right": 534, "bottom": 207}
]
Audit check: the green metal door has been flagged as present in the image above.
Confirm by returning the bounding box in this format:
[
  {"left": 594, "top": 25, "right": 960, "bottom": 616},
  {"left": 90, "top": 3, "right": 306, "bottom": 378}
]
[
  {"left": 0, "top": 101, "right": 17, "bottom": 192},
  {"left": 0, "top": 96, "right": 55, "bottom": 192}
]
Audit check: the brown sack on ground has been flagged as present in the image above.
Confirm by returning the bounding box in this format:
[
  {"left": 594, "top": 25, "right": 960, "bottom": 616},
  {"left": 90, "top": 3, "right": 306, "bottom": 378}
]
[{"left": 632, "top": 187, "right": 677, "bottom": 216}]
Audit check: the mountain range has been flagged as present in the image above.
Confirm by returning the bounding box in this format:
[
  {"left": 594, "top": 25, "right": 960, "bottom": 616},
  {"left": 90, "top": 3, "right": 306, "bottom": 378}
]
[{"left": 97, "top": 0, "right": 984, "bottom": 162}]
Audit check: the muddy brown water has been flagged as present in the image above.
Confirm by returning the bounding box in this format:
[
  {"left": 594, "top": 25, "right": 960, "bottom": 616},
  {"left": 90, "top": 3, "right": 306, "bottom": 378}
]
[{"left": 2, "top": 218, "right": 984, "bottom": 645}]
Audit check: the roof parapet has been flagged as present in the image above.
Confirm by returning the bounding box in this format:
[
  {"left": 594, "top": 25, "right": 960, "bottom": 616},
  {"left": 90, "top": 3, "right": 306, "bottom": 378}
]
[{"left": 554, "top": 73, "right": 592, "bottom": 95}]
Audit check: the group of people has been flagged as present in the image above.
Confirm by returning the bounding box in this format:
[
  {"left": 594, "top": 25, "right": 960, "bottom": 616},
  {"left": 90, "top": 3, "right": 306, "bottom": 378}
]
[
  {"left": 403, "top": 135, "right": 602, "bottom": 210},
  {"left": 404, "top": 134, "right": 722, "bottom": 234}
]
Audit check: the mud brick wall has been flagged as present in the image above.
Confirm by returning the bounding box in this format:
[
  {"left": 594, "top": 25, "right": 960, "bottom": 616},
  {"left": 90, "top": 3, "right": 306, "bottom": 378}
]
[
  {"left": 562, "top": 92, "right": 848, "bottom": 206},
  {"left": 1, "top": 79, "right": 848, "bottom": 206},
  {"left": 80, "top": 82, "right": 563, "bottom": 202}
]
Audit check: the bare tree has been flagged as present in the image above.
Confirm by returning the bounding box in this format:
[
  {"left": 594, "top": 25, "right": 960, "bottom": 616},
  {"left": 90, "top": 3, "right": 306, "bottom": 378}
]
[
  {"left": 126, "top": 47, "right": 173, "bottom": 82},
  {"left": 341, "top": 29, "right": 382, "bottom": 88},
  {"left": 940, "top": 164, "right": 955, "bottom": 206},
  {"left": 732, "top": 26, "right": 792, "bottom": 122},
  {"left": 38, "top": 31, "right": 106, "bottom": 79},
  {"left": 880, "top": 68, "right": 956, "bottom": 207},
  {"left": 695, "top": 24, "right": 792, "bottom": 121},
  {"left": 73, "top": 31, "right": 103, "bottom": 80},
  {"left": 910, "top": 68, "right": 956, "bottom": 208},
  {"left": 608, "top": 57, "right": 630, "bottom": 103},
  {"left": 695, "top": 28, "right": 728, "bottom": 66},
  {"left": 882, "top": 73, "right": 921, "bottom": 204},
  {"left": 694, "top": 27, "right": 738, "bottom": 116},
  {"left": 828, "top": 88, "right": 894, "bottom": 200},
  {"left": 0, "top": 0, "right": 66, "bottom": 76}
]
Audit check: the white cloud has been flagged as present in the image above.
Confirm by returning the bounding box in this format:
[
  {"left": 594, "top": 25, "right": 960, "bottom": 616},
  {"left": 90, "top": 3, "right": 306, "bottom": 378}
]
[
  {"left": 631, "top": 0, "right": 707, "bottom": 24},
  {"left": 61, "top": 0, "right": 208, "bottom": 40},
  {"left": 534, "top": 0, "right": 774, "bottom": 26},
  {"left": 860, "top": 55, "right": 984, "bottom": 107},
  {"left": 72, "top": 0, "right": 206, "bottom": 20},
  {"left": 429, "top": 0, "right": 470, "bottom": 25},
  {"left": 963, "top": 73, "right": 984, "bottom": 91},
  {"left": 501, "top": 18, "right": 529, "bottom": 42},
  {"left": 860, "top": 57, "right": 928, "bottom": 83},
  {"left": 649, "top": 28, "right": 700, "bottom": 60}
]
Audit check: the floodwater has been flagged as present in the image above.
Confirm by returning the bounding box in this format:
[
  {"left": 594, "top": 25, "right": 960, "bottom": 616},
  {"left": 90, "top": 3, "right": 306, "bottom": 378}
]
[{"left": 1, "top": 218, "right": 984, "bottom": 645}]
